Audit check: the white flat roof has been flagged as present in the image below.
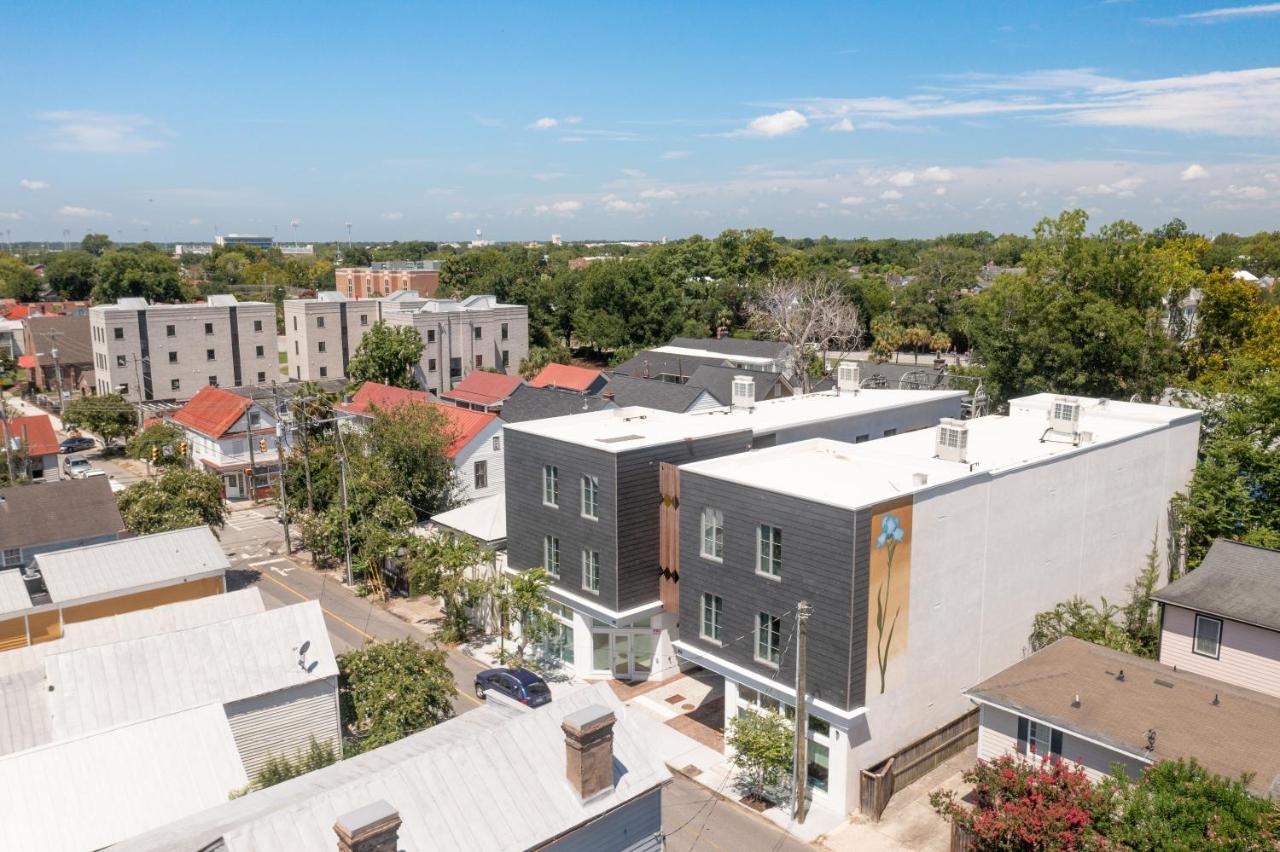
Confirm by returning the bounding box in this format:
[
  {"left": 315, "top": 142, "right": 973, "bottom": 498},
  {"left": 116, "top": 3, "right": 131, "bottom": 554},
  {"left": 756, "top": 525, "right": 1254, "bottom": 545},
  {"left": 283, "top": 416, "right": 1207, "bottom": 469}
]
[
  {"left": 35, "top": 526, "right": 228, "bottom": 605},
  {"left": 0, "top": 703, "right": 247, "bottom": 852},
  {"left": 650, "top": 344, "right": 778, "bottom": 366},
  {"left": 679, "top": 393, "right": 1201, "bottom": 510},
  {"left": 504, "top": 387, "right": 966, "bottom": 453}
]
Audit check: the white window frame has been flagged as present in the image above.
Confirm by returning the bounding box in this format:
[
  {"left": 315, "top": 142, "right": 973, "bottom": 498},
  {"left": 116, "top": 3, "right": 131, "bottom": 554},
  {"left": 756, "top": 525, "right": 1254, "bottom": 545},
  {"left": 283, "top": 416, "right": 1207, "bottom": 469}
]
[
  {"left": 755, "top": 611, "right": 781, "bottom": 667},
  {"left": 473, "top": 460, "right": 487, "bottom": 490},
  {"left": 581, "top": 549, "right": 600, "bottom": 594},
  {"left": 700, "top": 592, "right": 723, "bottom": 643},
  {"left": 542, "top": 465, "right": 559, "bottom": 507},
  {"left": 1193, "top": 613, "right": 1222, "bottom": 659},
  {"left": 757, "top": 525, "right": 782, "bottom": 579},
  {"left": 2, "top": 548, "right": 21, "bottom": 567},
  {"left": 1027, "top": 720, "right": 1054, "bottom": 758},
  {"left": 543, "top": 535, "right": 560, "bottom": 577},
  {"left": 581, "top": 475, "right": 599, "bottom": 520},
  {"left": 700, "top": 508, "right": 724, "bottom": 561}
]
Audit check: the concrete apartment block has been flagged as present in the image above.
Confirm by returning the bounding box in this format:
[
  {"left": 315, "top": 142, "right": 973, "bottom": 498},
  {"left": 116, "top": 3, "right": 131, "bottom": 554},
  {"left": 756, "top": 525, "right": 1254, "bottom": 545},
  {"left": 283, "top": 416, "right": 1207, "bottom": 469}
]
[
  {"left": 283, "top": 294, "right": 383, "bottom": 382},
  {"left": 89, "top": 296, "right": 278, "bottom": 402}
]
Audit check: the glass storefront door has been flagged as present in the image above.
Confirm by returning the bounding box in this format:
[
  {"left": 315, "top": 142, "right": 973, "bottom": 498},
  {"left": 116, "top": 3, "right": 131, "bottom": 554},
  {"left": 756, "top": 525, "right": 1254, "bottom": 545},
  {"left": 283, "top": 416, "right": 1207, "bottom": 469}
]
[
  {"left": 613, "top": 633, "right": 630, "bottom": 678},
  {"left": 592, "top": 629, "right": 655, "bottom": 681}
]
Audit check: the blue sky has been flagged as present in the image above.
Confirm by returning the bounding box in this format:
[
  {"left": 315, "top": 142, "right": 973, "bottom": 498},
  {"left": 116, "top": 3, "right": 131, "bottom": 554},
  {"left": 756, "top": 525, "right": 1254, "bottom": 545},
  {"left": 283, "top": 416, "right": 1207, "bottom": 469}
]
[{"left": 3, "top": 1, "right": 1280, "bottom": 242}]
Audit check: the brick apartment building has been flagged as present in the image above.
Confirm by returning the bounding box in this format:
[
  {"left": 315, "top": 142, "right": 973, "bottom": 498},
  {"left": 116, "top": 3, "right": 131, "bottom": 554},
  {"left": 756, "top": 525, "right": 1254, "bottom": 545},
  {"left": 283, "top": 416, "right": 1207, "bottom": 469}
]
[{"left": 335, "top": 261, "right": 441, "bottom": 299}]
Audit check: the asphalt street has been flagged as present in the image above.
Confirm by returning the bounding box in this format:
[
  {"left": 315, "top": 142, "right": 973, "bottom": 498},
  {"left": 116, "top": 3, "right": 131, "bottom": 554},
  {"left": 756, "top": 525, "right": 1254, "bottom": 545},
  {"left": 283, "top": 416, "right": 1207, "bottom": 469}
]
[{"left": 662, "top": 774, "right": 812, "bottom": 852}]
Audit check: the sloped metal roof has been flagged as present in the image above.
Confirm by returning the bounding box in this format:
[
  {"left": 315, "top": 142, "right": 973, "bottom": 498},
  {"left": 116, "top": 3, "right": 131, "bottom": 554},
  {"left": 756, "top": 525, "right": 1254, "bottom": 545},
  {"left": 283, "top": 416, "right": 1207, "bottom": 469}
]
[
  {"left": 0, "top": 570, "right": 30, "bottom": 619},
  {"left": 0, "top": 668, "right": 50, "bottom": 756}
]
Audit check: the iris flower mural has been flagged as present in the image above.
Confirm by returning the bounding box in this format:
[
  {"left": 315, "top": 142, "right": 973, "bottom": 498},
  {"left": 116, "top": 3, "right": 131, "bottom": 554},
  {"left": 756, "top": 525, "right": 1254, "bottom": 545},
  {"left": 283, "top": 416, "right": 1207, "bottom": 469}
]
[{"left": 874, "top": 513, "right": 905, "bottom": 695}]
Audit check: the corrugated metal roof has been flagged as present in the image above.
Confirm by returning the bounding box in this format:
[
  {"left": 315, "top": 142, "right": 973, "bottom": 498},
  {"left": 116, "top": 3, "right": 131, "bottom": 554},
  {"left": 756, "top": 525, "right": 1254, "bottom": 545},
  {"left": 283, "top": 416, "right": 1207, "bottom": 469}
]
[
  {"left": 35, "top": 525, "right": 228, "bottom": 604},
  {"left": 0, "top": 703, "right": 247, "bottom": 852},
  {"left": 0, "top": 589, "right": 266, "bottom": 679},
  {"left": 115, "top": 682, "right": 671, "bottom": 852},
  {"left": 0, "top": 669, "right": 50, "bottom": 756},
  {"left": 0, "top": 570, "right": 30, "bottom": 619},
  {"left": 45, "top": 600, "right": 336, "bottom": 740},
  {"left": 427, "top": 493, "right": 506, "bottom": 543}
]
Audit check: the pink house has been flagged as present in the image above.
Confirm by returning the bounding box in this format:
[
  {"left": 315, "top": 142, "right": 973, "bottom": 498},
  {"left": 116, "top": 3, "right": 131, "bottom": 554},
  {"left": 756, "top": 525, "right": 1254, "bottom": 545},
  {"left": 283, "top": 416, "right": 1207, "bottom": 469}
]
[{"left": 1154, "top": 539, "right": 1280, "bottom": 698}]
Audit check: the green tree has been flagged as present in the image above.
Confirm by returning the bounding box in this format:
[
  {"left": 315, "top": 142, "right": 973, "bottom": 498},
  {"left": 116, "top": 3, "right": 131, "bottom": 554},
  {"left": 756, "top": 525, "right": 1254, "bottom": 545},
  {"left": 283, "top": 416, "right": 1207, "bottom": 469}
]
[
  {"left": 725, "top": 709, "right": 794, "bottom": 805},
  {"left": 44, "top": 250, "right": 98, "bottom": 300},
  {"left": 61, "top": 393, "right": 137, "bottom": 447},
  {"left": 0, "top": 255, "right": 41, "bottom": 301},
  {"left": 518, "top": 344, "right": 571, "bottom": 379},
  {"left": 125, "top": 422, "right": 187, "bottom": 467},
  {"left": 405, "top": 532, "right": 494, "bottom": 642},
  {"left": 92, "top": 249, "right": 184, "bottom": 303},
  {"left": 232, "top": 737, "right": 337, "bottom": 797},
  {"left": 346, "top": 322, "right": 424, "bottom": 388},
  {"left": 116, "top": 466, "right": 229, "bottom": 536},
  {"left": 870, "top": 315, "right": 905, "bottom": 362},
  {"left": 80, "top": 233, "right": 113, "bottom": 256},
  {"left": 494, "top": 567, "right": 555, "bottom": 663},
  {"left": 361, "top": 401, "right": 458, "bottom": 520},
  {"left": 337, "top": 640, "right": 455, "bottom": 753}
]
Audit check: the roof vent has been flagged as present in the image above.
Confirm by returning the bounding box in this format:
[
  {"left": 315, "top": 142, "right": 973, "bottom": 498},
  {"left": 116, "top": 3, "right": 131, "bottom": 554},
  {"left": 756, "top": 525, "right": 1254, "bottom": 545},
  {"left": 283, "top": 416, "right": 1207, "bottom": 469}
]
[
  {"left": 731, "top": 375, "right": 755, "bottom": 412},
  {"left": 836, "top": 362, "right": 860, "bottom": 395},
  {"left": 1048, "top": 396, "right": 1082, "bottom": 437},
  {"left": 935, "top": 418, "right": 968, "bottom": 463},
  {"left": 912, "top": 472, "right": 928, "bottom": 487}
]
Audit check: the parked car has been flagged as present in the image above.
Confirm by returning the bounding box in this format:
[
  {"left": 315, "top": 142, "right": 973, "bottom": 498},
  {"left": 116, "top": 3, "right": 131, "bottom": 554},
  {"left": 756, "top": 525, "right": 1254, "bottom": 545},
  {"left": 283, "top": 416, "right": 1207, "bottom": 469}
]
[
  {"left": 474, "top": 667, "right": 552, "bottom": 707},
  {"left": 59, "top": 436, "right": 95, "bottom": 454},
  {"left": 64, "top": 456, "right": 93, "bottom": 478}
]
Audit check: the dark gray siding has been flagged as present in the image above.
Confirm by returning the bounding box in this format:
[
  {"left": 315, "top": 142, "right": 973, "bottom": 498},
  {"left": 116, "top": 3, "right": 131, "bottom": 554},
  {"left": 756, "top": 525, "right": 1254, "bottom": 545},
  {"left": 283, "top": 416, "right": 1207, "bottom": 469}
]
[
  {"left": 678, "top": 471, "right": 865, "bottom": 711},
  {"left": 614, "top": 432, "right": 751, "bottom": 611}
]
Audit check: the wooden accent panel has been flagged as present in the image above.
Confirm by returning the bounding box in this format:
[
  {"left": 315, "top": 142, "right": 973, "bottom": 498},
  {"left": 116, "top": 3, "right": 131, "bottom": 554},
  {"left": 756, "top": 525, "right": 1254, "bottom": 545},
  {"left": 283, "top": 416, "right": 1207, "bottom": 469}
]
[
  {"left": 27, "top": 610, "right": 63, "bottom": 645},
  {"left": 658, "top": 463, "right": 680, "bottom": 614},
  {"left": 61, "top": 576, "right": 223, "bottom": 624},
  {"left": 0, "top": 616, "right": 29, "bottom": 651}
]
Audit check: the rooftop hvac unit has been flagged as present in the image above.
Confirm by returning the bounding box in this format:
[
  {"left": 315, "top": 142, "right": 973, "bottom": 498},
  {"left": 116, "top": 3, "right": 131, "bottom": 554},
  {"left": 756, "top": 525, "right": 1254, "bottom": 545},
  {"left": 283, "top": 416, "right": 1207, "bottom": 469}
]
[
  {"left": 837, "top": 362, "right": 860, "bottom": 394},
  {"left": 1049, "top": 396, "right": 1082, "bottom": 435},
  {"left": 731, "top": 375, "right": 755, "bottom": 411},
  {"left": 935, "top": 417, "right": 968, "bottom": 463}
]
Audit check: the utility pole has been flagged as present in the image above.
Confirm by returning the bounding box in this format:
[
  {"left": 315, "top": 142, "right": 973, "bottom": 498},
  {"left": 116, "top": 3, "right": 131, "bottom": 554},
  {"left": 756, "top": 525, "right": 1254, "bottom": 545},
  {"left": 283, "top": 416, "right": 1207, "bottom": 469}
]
[
  {"left": 296, "top": 388, "right": 314, "bottom": 513},
  {"left": 49, "top": 337, "right": 65, "bottom": 417},
  {"left": 793, "top": 600, "right": 812, "bottom": 823},
  {"left": 337, "top": 431, "right": 353, "bottom": 586},
  {"left": 0, "top": 397, "right": 14, "bottom": 483},
  {"left": 245, "top": 400, "right": 257, "bottom": 504},
  {"left": 272, "top": 383, "right": 292, "bottom": 554}
]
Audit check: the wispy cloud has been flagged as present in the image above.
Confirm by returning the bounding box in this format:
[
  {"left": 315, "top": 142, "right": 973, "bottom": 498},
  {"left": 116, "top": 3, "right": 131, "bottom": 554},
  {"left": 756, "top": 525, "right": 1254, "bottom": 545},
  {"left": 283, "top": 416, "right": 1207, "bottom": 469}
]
[
  {"left": 728, "top": 109, "right": 809, "bottom": 138},
  {"left": 661, "top": 150, "right": 691, "bottom": 160},
  {"left": 1073, "top": 176, "right": 1143, "bottom": 197},
  {"left": 18, "top": 179, "right": 47, "bottom": 191},
  {"left": 1156, "top": 2, "right": 1280, "bottom": 23},
  {"left": 38, "top": 110, "right": 167, "bottom": 153},
  {"left": 447, "top": 211, "right": 476, "bottom": 221},
  {"left": 529, "top": 117, "right": 558, "bottom": 129},
  {"left": 603, "top": 195, "right": 648, "bottom": 213},
  {"left": 639, "top": 187, "right": 677, "bottom": 199},
  {"left": 621, "top": 167, "right": 647, "bottom": 178},
  {"left": 533, "top": 172, "right": 567, "bottom": 182},
  {"left": 58, "top": 205, "right": 110, "bottom": 218},
  {"left": 0, "top": 211, "right": 26, "bottom": 221},
  {"left": 1181, "top": 163, "right": 1210, "bottom": 180},
  {"left": 534, "top": 200, "right": 582, "bottom": 216},
  {"left": 829, "top": 117, "right": 855, "bottom": 132},
  {"left": 381, "top": 212, "right": 403, "bottom": 220}
]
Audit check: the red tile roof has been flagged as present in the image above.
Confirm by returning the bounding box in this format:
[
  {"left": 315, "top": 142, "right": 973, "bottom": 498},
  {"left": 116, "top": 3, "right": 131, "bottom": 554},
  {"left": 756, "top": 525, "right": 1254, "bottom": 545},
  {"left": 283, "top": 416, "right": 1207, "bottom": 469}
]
[
  {"left": 439, "top": 371, "right": 524, "bottom": 407},
  {"left": 337, "top": 382, "right": 495, "bottom": 457},
  {"left": 529, "top": 363, "right": 604, "bottom": 392},
  {"left": 5, "top": 305, "right": 31, "bottom": 320},
  {"left": 7, "top": 414, "right": 59, "bottom": 457},
  {"left": 172, "top": 386, "right": 253, "bottom": 438}
]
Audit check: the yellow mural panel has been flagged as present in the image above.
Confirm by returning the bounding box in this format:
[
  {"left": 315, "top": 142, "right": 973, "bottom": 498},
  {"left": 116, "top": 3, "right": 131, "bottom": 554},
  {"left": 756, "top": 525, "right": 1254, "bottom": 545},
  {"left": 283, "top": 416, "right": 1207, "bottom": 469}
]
[{"left": 865, "top": 495, "right": 913, "bottom": 696}]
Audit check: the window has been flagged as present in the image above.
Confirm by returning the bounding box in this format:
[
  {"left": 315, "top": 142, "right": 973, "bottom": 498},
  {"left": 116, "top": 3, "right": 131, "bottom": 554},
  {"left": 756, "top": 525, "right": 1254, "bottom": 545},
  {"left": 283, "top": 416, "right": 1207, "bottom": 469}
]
[
  {"left": 168, "top": 351, "right": 178, "bottom": 364},
  {"left": 544, "top": 536, "right": 560, "bottom": 577},
  {"left": 883, "top": 428, "right": 897, "bottom": 437},
  {"left": 427, "top": 329, "right": 436, "bottom": 343},
  {"left": 501, "top": 322, "right": 509, "bottom": 341},
  {"left": 1194, "top": 614, "right": 1222, "bottom": 658},
  {"left": 318, "top": 341, "right": 327, "bottom": 353},
  {"left": 292, "top": 316, "right": 297, "bottom": 330},
  {"left": 474, "top": 460, "right": 488, "bottom": 490},
  {"left": 757, "top": 525, "right": 782, "bottom": 578},
  {"left": 701, "top": 593, "right": 723, "bottom": 642},
  {"left": 473, "top": 326, "right": 482, "bottom": 340},
  {"left": 319, "top": 366, "right": 328, "bottom": 378},
  {"left": 119, "top": 382, "right": 129, "bottom": 396},
  {"left": 581, "top": 475, "right": 599, "bottom": 519},
  {"left": 581, "top": 550, "right": 600, "bottom": 593},
  {"left": 475, "top": 354, "right": 483, "bottom": 368},
  {"left": 255, "top": 345, "right": 264, "bottom": 357},
  {"left": 204, "top": 322, "right": 214, "bottom": 335},
  {"left": 1028, "top": 720, "right": 1054, "bottom": 757},
  {"left": 116, "top": 355, "right": 126, "bottom": 367},
  {"left": 502, "top": 350, "right": 510, "bottom": 369},
  {"left": 428, "top": 358, "right": 437, "bottom": 372},
  {"left": 855, "top": 434, "right": 869, "bottom": 444},
  {"left": 542, "top": 465, "right": 559, "bottom": 507},
  {"left": 253, "top": 320, "right": 263, "bottom": 332},
  {"left": 3, "top": 547, "right": 21, "bottom": 567},
  {"left": 113, "top": 327, "right": 123, "bottom": 340},
  {"left": 449, "top": 357, "right": 462, "bottom": 379},
  {"left": 249, "top": 411, "right": 260, "bottom": 427},
  {"left": 360, "top": 314, "right": 368, "bottom": 326},
  {"left": 492, "top": 435, "right": 501, "bottom": 452},
  {"left": 170, "top": 378, "right": 180, "bottom": 391},
  {"left": 316, "top": 316, "right": 325, "bottom": 328},
  {"left": 206, "top": 349, "right": 216, "bottom": 361},
  {"left": 166, "top": 324, "right": 176, "bottom": 337},
  {"left": 701, "top": 508, "right": 724, "bottom": 560},
  {"left": 257, "top": 371, "right": 266, "bottom": 383},
  {"left": 756, "top": 612, "right": 782, "bottom": 666},
  {"left": 294, "top": 341, "right": 299, "bottom": 355},
  {"left": 208, "top": 375, "right": 218, "bottom": 387}
]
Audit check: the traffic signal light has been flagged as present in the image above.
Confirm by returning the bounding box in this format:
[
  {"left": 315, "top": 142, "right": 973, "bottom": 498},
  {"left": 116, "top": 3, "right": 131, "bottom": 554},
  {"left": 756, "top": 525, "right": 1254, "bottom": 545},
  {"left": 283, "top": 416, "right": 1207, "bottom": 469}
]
[
  {"left": 259, "top": 437, "right": 268, "bottom": 453},
  {"left": 244, "top": 467, "right": 254, "bottom": 478},
  {"left": 150, "top": 445, "right": 158, "bottom": 462},
  {"left": 179, "top": 440, "right": 187, "bottom": 455}
]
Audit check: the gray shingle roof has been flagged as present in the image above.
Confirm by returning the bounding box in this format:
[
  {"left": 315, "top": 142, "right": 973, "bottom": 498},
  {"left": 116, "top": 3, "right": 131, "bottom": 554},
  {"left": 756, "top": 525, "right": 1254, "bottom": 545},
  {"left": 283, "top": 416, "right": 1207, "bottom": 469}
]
[
  {"left": 1153, "top": 539, "right": 1280, "bottom": 631},
  {"left": 0, "top": 478, "right": 124, "bottom": 553},
  {"left": 499, "top": 384, "right": 617, "bottom": 423},
  {"left": 667, "top": 336, "right": 788, "bottom": 359},
  {"left": 611, "top": 350, "right": 730, "bottom": 381},
  {"left": 685, "top": 364, "right": 790, "bottom": 404},
  {"left": 601, "top": 373, "right": 713, "bottom": 412}
]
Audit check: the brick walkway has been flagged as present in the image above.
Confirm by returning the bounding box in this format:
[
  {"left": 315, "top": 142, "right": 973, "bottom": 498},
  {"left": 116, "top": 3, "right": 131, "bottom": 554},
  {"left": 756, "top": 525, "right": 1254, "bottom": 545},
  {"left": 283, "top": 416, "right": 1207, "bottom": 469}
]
[{"left": 666, "top": 694, "right": 725, "bottom": 753}]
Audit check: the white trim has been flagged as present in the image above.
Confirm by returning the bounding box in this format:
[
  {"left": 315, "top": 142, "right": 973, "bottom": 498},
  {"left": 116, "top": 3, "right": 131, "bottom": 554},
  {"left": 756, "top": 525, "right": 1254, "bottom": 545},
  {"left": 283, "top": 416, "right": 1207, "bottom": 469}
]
[
  {"left": 966, "top": 695, "right": 1156, "bottom": 765},
  {"left": 504, "top": 566, "right": 662, "bottom": 625}
]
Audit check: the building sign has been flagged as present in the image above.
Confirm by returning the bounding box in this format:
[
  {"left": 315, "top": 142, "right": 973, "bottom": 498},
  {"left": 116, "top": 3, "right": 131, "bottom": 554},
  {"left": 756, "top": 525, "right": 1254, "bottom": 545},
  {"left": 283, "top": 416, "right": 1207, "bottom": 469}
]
[{"left": 865, "top": 495, "right": 913, "bottom": 695}]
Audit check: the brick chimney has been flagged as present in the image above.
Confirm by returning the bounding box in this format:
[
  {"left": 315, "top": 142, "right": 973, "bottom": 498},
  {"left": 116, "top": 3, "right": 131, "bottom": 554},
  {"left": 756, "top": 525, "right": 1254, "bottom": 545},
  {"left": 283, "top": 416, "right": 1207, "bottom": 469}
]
[
  {"left": 561, "top": 705, "right": 618, "bottom": 801},
  {"left": 334, "top": 801, "right": 401, "bottom": 852}
]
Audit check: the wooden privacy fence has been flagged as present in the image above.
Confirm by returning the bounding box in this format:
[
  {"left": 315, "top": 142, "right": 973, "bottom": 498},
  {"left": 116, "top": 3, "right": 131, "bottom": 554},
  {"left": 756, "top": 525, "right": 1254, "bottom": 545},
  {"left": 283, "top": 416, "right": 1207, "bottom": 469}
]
[{"left": 859, "top": 708, "right": 979, "bottom": 822}]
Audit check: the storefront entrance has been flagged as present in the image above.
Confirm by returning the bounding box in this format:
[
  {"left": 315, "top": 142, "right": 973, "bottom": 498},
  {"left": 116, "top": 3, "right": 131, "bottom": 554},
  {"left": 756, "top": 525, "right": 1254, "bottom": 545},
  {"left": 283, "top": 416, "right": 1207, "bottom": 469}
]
[
  {"left": 223, "top": 472, "right": 245, "bottom": 499},
  {"left": 593, "top": 630, "right": 654, "bottom": 681}
]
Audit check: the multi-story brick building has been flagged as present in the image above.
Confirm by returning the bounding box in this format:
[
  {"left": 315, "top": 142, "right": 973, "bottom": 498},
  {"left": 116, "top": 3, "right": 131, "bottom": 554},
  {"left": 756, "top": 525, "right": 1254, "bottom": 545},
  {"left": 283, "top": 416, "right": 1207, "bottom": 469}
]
[
  {"left": 283, "top": 292, "right": 528, "bottom": 395},
  {"left": 335, "top": 261, "right": 441, "bottom": 299},
  {"left": 89, "top": 295, "right": 278, "bottom": 402}
]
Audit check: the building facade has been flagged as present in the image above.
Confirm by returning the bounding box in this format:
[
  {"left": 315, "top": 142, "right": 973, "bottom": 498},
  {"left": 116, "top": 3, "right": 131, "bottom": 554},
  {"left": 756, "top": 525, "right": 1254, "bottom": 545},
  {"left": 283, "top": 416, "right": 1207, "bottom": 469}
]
[
  {"left": 89, "top": 296, "right": 278, "bottom": 402},
  {"left": 336, "top": 261, "right": 440, "bottom": 299},
  {"left": 214, "top": 234, "right": 273, "bottom": 250},
  {"left": 671, "top": 394, "right": 1200, "bottom": 817},
  {"left": 172, "top": 385, "right": 280, "bottom": 500},
  {"left": 23, "top": 315, "right": 93, "bottom": 397}
]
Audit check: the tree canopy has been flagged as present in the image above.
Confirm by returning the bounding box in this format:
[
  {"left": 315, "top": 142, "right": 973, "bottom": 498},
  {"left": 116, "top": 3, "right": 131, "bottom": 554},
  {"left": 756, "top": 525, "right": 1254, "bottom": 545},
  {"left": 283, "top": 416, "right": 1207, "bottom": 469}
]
[
  {"left": 116, "top": 466, "right": 228, "bottom": 536},
  {"left": 346, "top": 322, "right": 425, "bottom": 388},
  {"left": 61, "top": 394, "right": 137, "bottom": 446},
  {"left": 337, "top": 640, "right": 455, "bottom": 753}
]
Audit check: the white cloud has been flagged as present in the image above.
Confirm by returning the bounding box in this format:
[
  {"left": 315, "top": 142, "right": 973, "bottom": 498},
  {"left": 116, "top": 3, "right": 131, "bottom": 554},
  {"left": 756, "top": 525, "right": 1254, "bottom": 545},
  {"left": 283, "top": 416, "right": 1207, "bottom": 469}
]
[
  {"left": 840, "top": 196, "right": 866, "bottom": 205},
  {"left": 880, "top": 189, "right": 904, "bottom": 200},
  {"left": 1171, "top": 3, "right": 1280, "bottom": 22},
  {"left": 189, "top": 217, "right": 202, "bottom": 226},
  {"left": 58, "top": 205, "right": 110, "bottom": 218},
  {"left": 920, "top": 166, "right": 956, "bottom": 182},
  {"left": 829, "top": 117, "right": 855, "bottom": 132},
  {"left": 39, "top": 110, "right": 166, "bottom": 153},
  {"left": 530, "top": 117, "right": 558, "bottom": 129},
  {"left": 603, "top": 196, "right": 648, "bottom": 213},
  {"left": 564, "top": 116, "right": 583, "bottom": 124},
  {"left": 534, "top": 200, "right": 582, "bottom": 216},
  {"left": 18, "top": 179, "right": 47, "bottom": 191},
  {"left": 1223, "top": 184, "right": 1268, "bottom": 199},
  {"left": 1074, "top": 176, "right": 1143, "bottom": 197},
  {"left": 733, "top": 109, "right": 809, "bottom": 138},
  {"left": 935, "top": 186, "right": 948, "bottom": 196},
  {"left": 0, "top": 211, "right": 26, "bottom": 221},
  {"left": 816, "top": 201, "right": 830, "bottom": 209},
  {"left": 661, "top": 150, "right": 690, "bottom": 160},
  {"left": 888, "top": 171, "right": 916, "bottom": 187},
  {"left": 447, "top": 211, "right": 476, "bottom": 221},
  {"left": 381, "top": 212, "right": 403, "bottom": 220},
  {"left": 621, "top": 168, "right": 647, "bottom": 178},
  {"left": 1181, "top": 163, "right": 1210, "bottom": 180},
  {"left": 639, "top": 188, "right": 677, "bottom": 199}
]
